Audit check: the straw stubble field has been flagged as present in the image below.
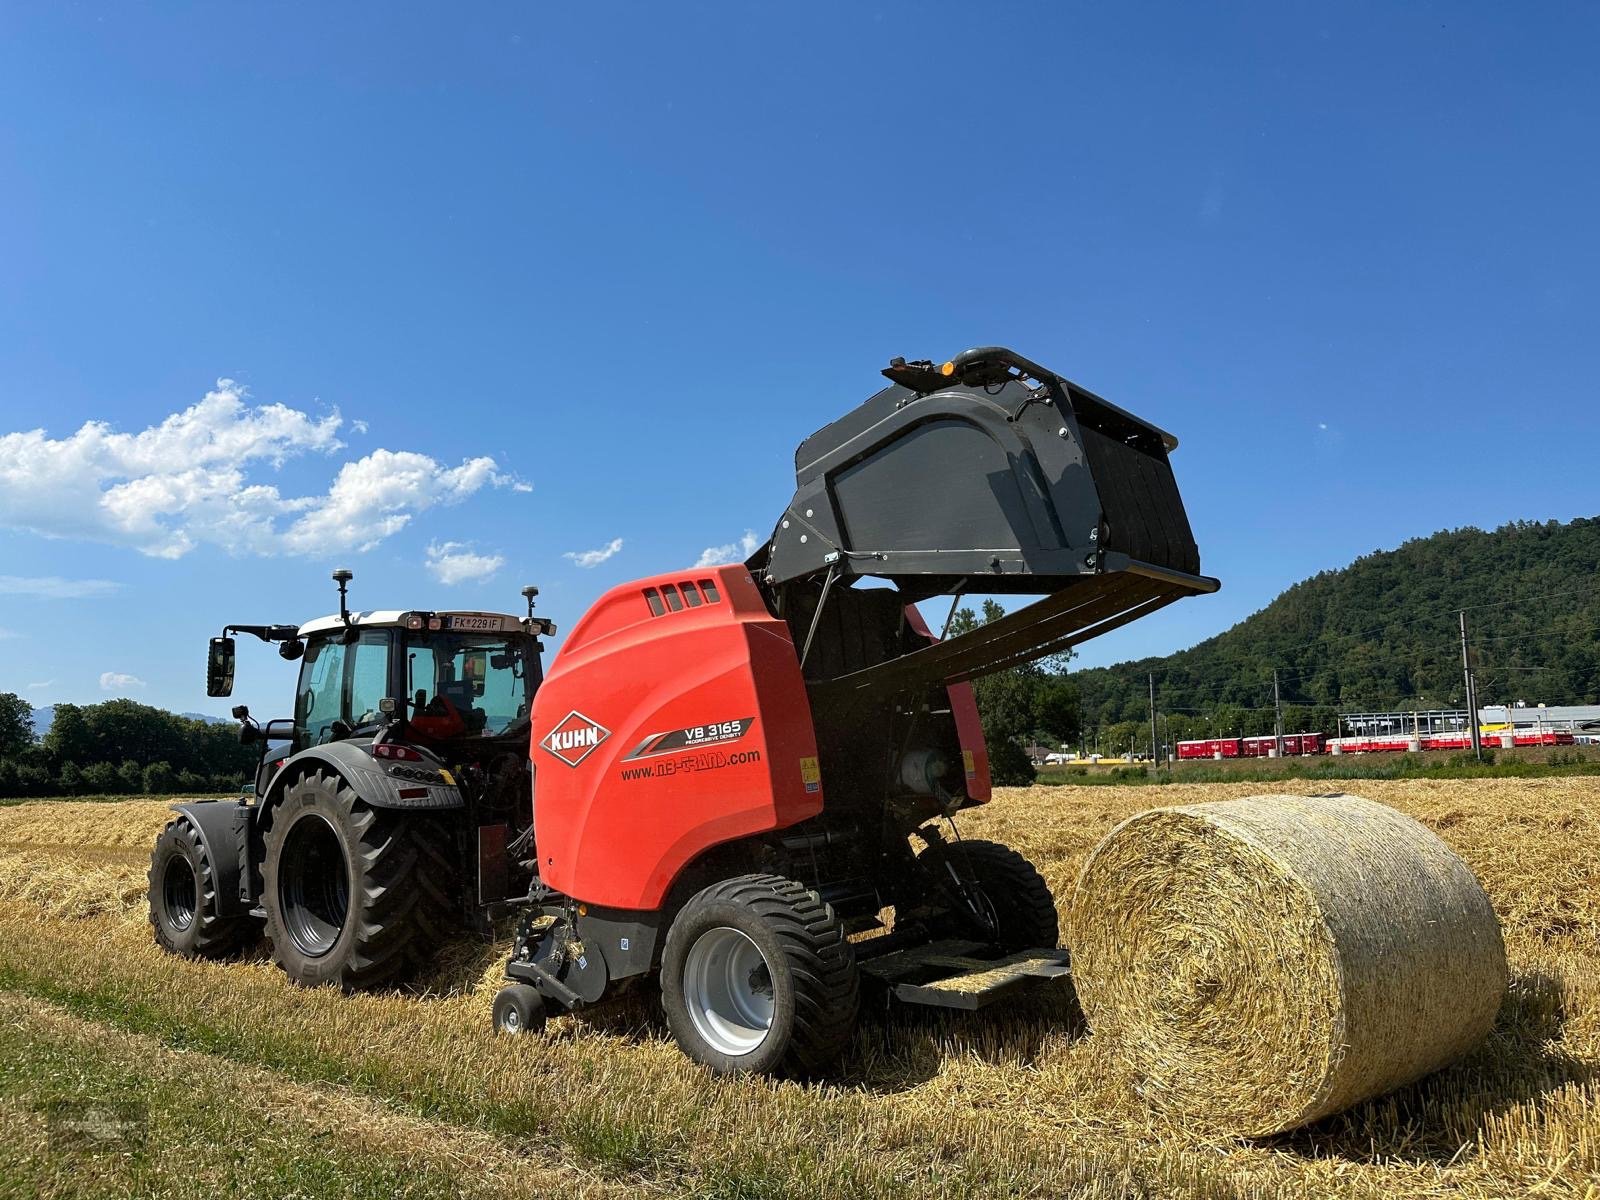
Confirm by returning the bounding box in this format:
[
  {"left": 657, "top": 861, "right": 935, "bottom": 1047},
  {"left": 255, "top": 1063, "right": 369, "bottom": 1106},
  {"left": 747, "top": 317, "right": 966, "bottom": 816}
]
[{"left": 1, "top": 779, "right": 1597, "bottom": 1198}]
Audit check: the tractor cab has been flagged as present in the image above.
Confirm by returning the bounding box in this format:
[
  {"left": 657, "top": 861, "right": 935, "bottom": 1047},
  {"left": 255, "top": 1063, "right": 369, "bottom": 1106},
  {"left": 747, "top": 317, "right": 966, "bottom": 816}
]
[
  {"left": 290, "top": 610, "right": 544, "bottom": 753},
  {"left": 202, "top": 573, "right": 556, "bottom": 870}
]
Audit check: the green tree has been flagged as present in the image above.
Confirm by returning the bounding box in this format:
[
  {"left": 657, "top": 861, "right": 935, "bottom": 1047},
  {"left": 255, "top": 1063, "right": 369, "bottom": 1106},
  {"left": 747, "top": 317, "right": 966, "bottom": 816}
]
[
  {"left": 82, "top": 762, "right": 119, "bottom": 794},
  {"left": 56, "top": 760, "right": 82, "bottom": 794},
  {"left": 142, "top": 761, "right": 176, "bottom": 795},
  {"left": 42, "top": 703, "right": 90, "bottom": 766},
  {"left": 15, "top": 764, "right": 52, "bottom": 797},
  {"left": 118, "top": 759, "right": 143, "bottom": 794},
  {"left": 948, "top": 601, "right": 1081, "bottom": 786},
  {"left": 0, "top": 693, "right": 34, "bottom": 758}
]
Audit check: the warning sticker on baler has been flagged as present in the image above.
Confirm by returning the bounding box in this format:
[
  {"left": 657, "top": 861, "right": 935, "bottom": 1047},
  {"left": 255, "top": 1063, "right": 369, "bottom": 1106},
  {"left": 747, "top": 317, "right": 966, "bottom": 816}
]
[
  {"left": 962, "top": 749, "right": 976, "bottom": 779},
  {"left": 800, "top": 756, "right": 821, "bottom": 793}
]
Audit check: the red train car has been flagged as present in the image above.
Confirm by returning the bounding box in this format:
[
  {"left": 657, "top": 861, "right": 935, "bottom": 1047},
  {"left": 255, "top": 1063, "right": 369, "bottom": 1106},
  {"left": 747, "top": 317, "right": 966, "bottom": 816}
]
[{"left": 1177, "top": 737, "right": 1243, "bottom": 759}]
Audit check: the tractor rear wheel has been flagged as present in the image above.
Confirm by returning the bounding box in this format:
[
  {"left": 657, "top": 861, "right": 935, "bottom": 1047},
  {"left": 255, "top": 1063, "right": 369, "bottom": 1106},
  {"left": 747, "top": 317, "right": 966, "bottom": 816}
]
[
  {"left": 148, "top": 815, "right": 250, "bottom": 959},
  {"left": 660, "top": 874, "right": 859, "bottom": 1078},
  {"left": 261, "top": 769, "right": 455, "bottom": 990},
  {"left": 923, "top": 838, "right": 1060, "bottom": 952}
]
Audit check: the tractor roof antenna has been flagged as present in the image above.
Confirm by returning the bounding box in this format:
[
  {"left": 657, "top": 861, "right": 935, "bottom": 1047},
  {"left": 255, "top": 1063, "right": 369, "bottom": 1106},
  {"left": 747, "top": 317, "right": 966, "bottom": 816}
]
[
  {"left": 521, "top": 585, "right": 539, "bottom": 620},
  {"left": 332, "top": 568, "right": 354, "bottom": 625}
]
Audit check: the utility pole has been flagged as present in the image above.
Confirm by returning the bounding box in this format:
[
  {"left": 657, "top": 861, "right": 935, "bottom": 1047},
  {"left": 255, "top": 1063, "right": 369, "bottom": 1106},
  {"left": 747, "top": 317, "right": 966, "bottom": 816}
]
[
  {"left": 1273, "top": 669, "right": 1284, "bottom": 758},
  {"left": 1149, "top": 673, "right": 1159, "bottom": 774},
  {"left": 1460, "top": 610, "right": 1482, "bottom": 762}
]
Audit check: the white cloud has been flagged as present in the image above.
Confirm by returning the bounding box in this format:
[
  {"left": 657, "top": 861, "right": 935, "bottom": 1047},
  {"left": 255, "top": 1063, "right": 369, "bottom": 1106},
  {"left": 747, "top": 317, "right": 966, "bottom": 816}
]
[
  {"left": 100, "top": 671, "right": 146, "bottom": 692},
  {"left": 0, "top": 575, "right": 122, "bottom": 599},
  {"left": 0, "top": 627, "right": 18, "bottom": 639},
  {"left": 0, "top": 380, "right": 526, "bottom": 559},
  {"left": 564, "top": 537, "right": 623, "bottom": 569},
  {"left": 425, "top": 541, "right": 506, "bottom": 585},
  {"left": 27, "top": 680, "right": 54, "bottom": 691},
  {"left": 694, "top": 530, "right": 762, "bottom": 568}
]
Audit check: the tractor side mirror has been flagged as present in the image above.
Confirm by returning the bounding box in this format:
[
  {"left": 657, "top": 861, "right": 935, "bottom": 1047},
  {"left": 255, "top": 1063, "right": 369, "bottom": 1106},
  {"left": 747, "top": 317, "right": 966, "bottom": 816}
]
[{"left": 207, "top": 636, "right": 236, "bottom": 697}]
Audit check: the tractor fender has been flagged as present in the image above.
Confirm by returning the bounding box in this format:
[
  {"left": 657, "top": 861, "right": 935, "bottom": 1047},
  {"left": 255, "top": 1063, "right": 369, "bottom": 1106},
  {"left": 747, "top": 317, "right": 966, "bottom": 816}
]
[
  {"left": 262, "top": 742, "right": 467, "bottom": 815},
  {"left": 170, "top": 800, "right": 253, "bottom": 917}
]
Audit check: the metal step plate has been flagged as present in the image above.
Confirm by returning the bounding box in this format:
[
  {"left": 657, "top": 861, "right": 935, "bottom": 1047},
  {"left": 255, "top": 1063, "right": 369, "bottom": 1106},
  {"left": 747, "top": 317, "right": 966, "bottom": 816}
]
[{"left": 859, "top": 939, "right": 1073, "bottom": 1011}]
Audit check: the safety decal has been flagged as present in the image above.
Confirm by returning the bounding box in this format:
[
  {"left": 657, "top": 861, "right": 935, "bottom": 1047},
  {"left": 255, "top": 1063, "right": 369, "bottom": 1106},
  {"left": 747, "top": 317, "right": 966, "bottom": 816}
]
[
  {"left": 539, "top": 711, "right": 612, "bottom": 767},
  {"left": 962, "top": 749, "right": 976, "bottom": 779},
  {"left": 621, "top": 717, "right": 755, "bottom": 762},
  {"left": 800, "top": 755, "right": 821, "bottom": 794}
]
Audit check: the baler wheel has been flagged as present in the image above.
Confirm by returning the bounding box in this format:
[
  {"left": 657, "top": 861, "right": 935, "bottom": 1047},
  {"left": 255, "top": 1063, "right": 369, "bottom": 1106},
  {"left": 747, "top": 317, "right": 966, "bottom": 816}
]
[
  {"left": 925, "top": 838, "right": 1060, "bottom": 953},
  {"left": 661, "top": 873, "right": 859, "bottom": 1078},
  {"left": 260, "top": 769, "right": 455, "bottom": 990},
  {"left": 148, "top": 816, "right": 250, "bottom": 959},
  {"left": 492, "top": 984, "right": 548, "bottom": 1035}
]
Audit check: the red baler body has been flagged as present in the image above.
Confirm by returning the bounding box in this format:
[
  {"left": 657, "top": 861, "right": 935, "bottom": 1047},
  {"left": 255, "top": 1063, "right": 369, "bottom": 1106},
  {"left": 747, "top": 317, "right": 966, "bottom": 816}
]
[
  {"left": 531, "top": 564, "right": 822, "bottom": 910},
  {"left": 531, "top": 566, "right": 994, "bottom": 912}
]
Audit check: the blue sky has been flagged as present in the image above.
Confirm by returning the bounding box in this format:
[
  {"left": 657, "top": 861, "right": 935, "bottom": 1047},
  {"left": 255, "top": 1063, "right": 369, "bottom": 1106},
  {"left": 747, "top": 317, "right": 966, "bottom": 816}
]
[{"left": 1, "top": 3, "right": 1596, "bottom": 719}]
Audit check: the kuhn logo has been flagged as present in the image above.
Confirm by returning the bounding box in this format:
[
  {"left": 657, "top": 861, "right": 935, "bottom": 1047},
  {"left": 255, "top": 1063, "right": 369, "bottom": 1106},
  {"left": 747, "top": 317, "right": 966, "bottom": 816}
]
[{"left": 539, "top": 711, "right": 611, "bottom": 767}]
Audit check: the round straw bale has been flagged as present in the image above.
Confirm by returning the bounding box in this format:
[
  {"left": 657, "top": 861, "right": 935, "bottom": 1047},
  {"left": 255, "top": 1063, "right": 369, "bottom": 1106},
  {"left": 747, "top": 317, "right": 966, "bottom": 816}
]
[{"left": 1069, "top": 792, "right": 1507, "bottom": 1137}]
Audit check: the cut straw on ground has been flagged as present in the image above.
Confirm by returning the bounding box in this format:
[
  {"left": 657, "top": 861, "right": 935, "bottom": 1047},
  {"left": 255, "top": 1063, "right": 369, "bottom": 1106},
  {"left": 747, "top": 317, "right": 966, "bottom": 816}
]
[{"left": 0, "top": 778, "right": 1597, "bottom": 1198}]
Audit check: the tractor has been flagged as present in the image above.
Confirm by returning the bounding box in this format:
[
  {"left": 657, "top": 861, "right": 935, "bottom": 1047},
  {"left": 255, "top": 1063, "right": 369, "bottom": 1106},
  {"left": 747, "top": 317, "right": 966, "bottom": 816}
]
[
  {"left": 149, "top": 346, "right": 1216, "bottom": 1076},
  {"left": 148, "top": 572, "right": 557, "bottom": 987}
]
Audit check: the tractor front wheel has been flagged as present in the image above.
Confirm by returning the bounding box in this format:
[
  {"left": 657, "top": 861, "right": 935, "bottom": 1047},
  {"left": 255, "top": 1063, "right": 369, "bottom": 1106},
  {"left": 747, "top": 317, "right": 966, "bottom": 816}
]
[
  {"left": 661, "top": 874, "right": 858, "bottom": 1078},
  {"left": 148, "top": 815, "right": 250, "bottom": 959},
  {"left": 261, "top": 769, "right": 455, "bottom": 990}
]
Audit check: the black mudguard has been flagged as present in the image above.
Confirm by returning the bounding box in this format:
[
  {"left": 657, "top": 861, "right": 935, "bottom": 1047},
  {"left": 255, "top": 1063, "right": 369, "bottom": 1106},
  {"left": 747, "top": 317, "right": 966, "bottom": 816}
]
[
  {"left": 263, "top": 741, "right": 466, "bottom": 813},
  {"left": 170, "top": 800, "right": 253, "bottom": 917}
]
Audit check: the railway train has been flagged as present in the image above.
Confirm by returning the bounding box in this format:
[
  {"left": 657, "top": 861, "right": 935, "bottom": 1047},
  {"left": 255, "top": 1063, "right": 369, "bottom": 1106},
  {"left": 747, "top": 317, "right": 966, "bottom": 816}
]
[{"left": 1176, "top": 729, "right": 1574, "bottom": 759}]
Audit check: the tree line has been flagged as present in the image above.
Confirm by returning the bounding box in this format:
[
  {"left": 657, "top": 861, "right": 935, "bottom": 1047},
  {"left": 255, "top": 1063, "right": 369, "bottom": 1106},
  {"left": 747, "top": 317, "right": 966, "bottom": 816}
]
[
  {"left": 1072, "top": 518, "right": 1600, "bottom": 732},
  {"left": 0, "top": 694, "right": 254, "bottom": 798}
]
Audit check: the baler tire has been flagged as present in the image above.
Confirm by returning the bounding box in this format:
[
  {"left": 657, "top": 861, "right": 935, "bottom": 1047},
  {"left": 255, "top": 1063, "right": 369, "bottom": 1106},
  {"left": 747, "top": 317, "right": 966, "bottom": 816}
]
[
  {"left": 661, "top": 873, "right": 858, "bottom": 1078},
  {"left": 928, "top": 838, "right": 1060, "bottom": 952},
  {"left": 492, "top": 984, "right": 549, "bottom": 1035},
  {"left": 261, "top": 769, "right": 455, "bottom": 991},
  {"left": 148, "top": 816, "right": 250, "bottom": 959}
]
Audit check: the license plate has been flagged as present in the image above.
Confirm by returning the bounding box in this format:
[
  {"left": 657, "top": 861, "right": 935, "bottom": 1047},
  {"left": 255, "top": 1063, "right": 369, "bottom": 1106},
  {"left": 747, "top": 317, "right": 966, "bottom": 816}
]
[{"left": 447, "top": 614, "right": 504, "bottom": 632}]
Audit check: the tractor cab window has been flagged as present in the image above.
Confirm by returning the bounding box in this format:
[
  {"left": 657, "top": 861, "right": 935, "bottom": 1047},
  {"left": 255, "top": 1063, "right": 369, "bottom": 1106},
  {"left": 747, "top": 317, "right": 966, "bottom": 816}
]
[
  {"left": 405, "top": 633, "right": 535, "bottom": 739},
  {"left": 296, "top": 637, "right": 347, "bottom": 749},
  {"left": 294, "top": 630, "right": 395, "bottom": 750},
  {"left": 348, "top": 631, "right": 392, "bottom": 730}
]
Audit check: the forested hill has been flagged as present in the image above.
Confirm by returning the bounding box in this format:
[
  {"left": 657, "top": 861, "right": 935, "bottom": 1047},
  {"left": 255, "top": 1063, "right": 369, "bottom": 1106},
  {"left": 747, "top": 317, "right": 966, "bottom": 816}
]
[{"left": 1074, "top": 517, "right": 1600, "bottom": 733}]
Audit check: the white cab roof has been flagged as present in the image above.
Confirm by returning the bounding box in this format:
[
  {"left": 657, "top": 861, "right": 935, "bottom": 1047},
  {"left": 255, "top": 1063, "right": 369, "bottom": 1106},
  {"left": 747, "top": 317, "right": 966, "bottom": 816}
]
[{"left": 298, "top": 610, "right": 525, "bottom": 637}]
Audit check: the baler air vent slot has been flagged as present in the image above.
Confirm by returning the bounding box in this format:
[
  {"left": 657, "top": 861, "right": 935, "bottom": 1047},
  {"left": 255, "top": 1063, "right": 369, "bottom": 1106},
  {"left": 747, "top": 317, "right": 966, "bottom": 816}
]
[{"left": 643, "top": 579, "right": 724, "bottom": 618}]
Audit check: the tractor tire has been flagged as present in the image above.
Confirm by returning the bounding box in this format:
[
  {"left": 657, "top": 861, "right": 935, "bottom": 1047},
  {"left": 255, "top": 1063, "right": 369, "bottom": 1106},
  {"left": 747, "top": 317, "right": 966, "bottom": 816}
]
[
  {"left": 261, "top": 769, "right": 455, "bottom": 990},
  {"left": 148, "top": 815, "right": 250, "bottom": 959},
  {"left": 661, "top": 873, "right": 859, "bottom": 1078},
  {"left": 925, "top": 838, "right": 1060, "bottom": 952}
]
